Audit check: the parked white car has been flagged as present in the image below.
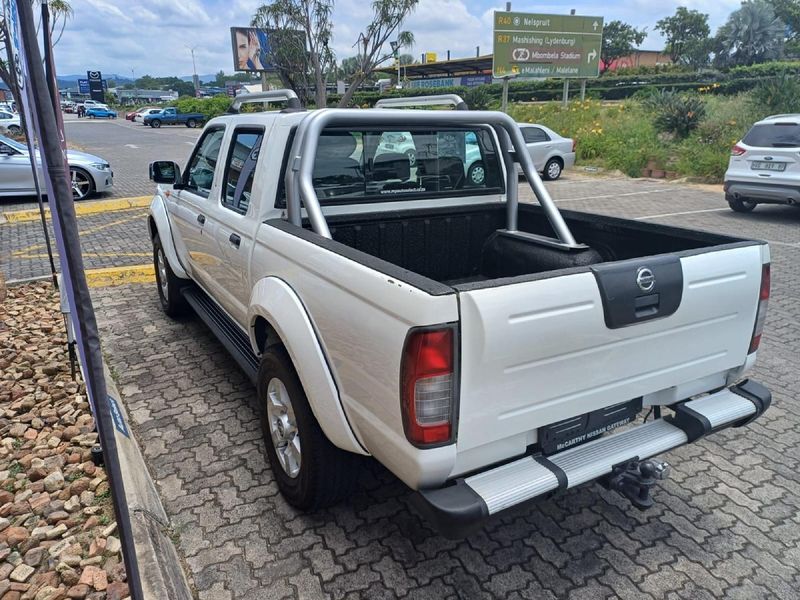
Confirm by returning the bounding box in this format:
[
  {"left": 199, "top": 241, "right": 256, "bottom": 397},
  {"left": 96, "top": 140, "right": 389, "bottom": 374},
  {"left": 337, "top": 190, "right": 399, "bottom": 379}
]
[
  {"left": 0, "top": 110, "right": 21, "bottom": 135},
  {"left": 724, "top": 114, "right": 800, "bottom": 213},
  {"left": 135, "top": 108, "right": 163, "bottom": 124},
  {"left": 517, "top": 123, "right": 576, "bottom": 180},
  {"left": 0, "top": 134, "right": 114, "bottom": 200},
  {"left": 147, "top": 91, "right": 771, "bottom": 538}
]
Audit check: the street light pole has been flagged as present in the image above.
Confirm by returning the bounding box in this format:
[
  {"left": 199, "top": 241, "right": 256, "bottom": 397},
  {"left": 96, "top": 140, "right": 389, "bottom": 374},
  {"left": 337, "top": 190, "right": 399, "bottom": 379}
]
[
  {"left": 187, "top": 45, "right": 199, "bottom": 94},
  {"left": 131, "top": 68, "right": 136, "bottom": 106}
]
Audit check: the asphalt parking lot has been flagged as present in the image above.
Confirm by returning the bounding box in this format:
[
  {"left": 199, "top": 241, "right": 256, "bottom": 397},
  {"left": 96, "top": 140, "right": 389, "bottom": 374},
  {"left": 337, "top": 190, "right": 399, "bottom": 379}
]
[{"left": 4, "top": 123, "right": 800, "bottom": 598}]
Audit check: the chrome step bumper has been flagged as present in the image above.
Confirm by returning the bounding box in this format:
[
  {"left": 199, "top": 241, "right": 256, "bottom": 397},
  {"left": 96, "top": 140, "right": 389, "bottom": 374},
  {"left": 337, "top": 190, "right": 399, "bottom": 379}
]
[{"left": 413, "top": 379, "right": 770, "bottom": 538}]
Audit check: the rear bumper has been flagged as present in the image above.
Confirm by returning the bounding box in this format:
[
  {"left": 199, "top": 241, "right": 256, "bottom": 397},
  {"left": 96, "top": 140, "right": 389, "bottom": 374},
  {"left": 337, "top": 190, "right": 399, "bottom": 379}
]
[
  {"left": 412, "top": 379, "right": 770, "bottom": 538},
  {"left": 724, "top": 180, "right": 800, "bottom": 205}
]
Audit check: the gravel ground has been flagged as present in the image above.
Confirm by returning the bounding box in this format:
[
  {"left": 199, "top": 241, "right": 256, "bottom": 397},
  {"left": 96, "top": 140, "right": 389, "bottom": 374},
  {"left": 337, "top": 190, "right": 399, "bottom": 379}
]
[{"left": 0, "top": 283, "right": 129, "bottom": 600}]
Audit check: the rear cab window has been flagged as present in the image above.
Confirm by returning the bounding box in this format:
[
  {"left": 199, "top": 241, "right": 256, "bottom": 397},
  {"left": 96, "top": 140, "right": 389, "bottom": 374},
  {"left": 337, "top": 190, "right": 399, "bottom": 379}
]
[
  {"left": 221, "top": 127, "right": 264, "bottom": 215},
  {"left": 743, "top": 123, "right": 800, "bottom": 148},
  {"left": 277, "top": 126, "right": 504, "bottom": 207}
]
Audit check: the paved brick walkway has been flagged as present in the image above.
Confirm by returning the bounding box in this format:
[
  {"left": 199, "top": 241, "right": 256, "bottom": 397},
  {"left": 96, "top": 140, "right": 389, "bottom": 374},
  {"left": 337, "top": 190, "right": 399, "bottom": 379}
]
[{"left": 92, "top": 180, "right": 800, "bottom": 599}]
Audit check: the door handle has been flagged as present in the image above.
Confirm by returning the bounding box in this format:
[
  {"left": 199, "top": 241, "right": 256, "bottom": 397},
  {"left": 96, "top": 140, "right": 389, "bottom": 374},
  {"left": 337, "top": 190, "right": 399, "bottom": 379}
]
[
  {"left": 196, "top": 214, "right": 205, "bottom": 225},
  {"left": 229, "top": 233, "right": 241, "bottom": 248}
]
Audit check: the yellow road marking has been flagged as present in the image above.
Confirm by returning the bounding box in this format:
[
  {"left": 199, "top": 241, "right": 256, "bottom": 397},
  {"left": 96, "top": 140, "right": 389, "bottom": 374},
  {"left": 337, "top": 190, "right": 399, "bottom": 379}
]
[
  {"left": 14, "top": 251, "right": 151, "bottom": 259},
  {"left": 2, "top": 195, "right": 152, "bottom": 223},
  {"left": 85, "top": 264, "right": 155, "bottom": 287},
  {"left": 12, "top": 212, "right": 145, "bottom": 256}
]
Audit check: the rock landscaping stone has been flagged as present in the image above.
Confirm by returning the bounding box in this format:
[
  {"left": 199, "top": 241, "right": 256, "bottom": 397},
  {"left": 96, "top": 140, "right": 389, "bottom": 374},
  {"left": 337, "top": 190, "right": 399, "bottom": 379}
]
[{"left": 0, "top": 286, "right": 127, "bottom": 598}]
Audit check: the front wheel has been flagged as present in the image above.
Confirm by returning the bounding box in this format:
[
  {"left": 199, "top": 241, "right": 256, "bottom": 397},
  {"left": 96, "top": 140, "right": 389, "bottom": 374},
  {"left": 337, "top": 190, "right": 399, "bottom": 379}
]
[
  {"left": 542, "top": 158, "right": 563, "bottom": 181},
  {"left": 727, "top": 195, "right": 756, "bottom": 213},
  {"left": 152, "top": 234, "right": 188, "bottom": 317},
  {"left": 150, "top": 120, "right": 161, "bottom": 128},
  {"left": 467, "top": 161, "right": 486, "bottom": 186},
  {"left": 258, "top": 347, "right": 358, "bottom": 510},
  {"left": 186, "top": 119, "right": 197, "bottom": 128},
  {"left": 70, "top": 167, "right": 94, "bottom": 200},
  {"left": 7, "top": 125, "right": 20, "bottom": 135}
]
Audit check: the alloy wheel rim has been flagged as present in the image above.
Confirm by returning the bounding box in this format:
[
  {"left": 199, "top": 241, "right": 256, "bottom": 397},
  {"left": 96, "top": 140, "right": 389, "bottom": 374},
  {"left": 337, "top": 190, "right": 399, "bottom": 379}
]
[
  {"left": 71, "top": 170, "right": 91, "bottom": 200},
  {"left": 548, "top": 161, "right": 561, "bottom": 179},
  {"left": 471, "top": 165, "right": 485, "bottom": 184},
  {"left": 266, "top": 377, "right": 301, "bottom": 478},
  {"left": 156, "top": 248, "right": 168, "bottom": 301}
]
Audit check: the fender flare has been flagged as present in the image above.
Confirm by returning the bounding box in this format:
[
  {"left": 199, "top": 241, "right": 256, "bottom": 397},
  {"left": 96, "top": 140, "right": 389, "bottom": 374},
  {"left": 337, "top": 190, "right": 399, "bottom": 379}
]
[
  {"left": 248, "top": 277, "right": 367, "bottom": 456},
  {"left": 147, "top": 192, "right": 189, "bottom": 280}
]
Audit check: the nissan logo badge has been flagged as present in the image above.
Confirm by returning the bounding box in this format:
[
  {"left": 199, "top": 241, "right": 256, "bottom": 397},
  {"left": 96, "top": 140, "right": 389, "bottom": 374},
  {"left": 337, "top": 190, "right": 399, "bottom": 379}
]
[{"left": 636, "top": 267, "right": 655, "bottom": 292}]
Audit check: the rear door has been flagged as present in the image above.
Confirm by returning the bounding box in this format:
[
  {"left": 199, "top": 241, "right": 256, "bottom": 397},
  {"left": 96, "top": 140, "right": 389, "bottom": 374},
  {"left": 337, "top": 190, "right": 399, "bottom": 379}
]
[
  {"left": 0, "top": 140, "right": 35, "bottom": 195},
  {"left": 521, "top": 126, "right": 552, "bottom": 171},
  {"left": 168, "top": 126, "right": 226, "bottom": 289},
  {"left": 729, "top": 121, "right": 800, "bottom": 185},
  {"left": 455, "top": 244, "right": 765, "bottom": 454}
]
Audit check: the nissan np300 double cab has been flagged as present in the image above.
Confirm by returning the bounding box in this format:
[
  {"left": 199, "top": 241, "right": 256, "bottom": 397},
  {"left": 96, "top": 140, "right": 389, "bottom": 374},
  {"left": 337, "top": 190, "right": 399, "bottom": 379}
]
[{"left": 147, "top": 91, "right": 771, "bottom": 537}]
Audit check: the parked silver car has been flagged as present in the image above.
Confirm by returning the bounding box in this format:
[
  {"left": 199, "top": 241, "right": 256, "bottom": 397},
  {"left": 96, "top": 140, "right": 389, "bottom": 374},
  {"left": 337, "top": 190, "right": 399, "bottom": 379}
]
[
  {"left": 516, "top": 123, "right": 576, "bottom": 180},
  {"left": 0, "top": 134, "right": 113, "bottom": 200}
]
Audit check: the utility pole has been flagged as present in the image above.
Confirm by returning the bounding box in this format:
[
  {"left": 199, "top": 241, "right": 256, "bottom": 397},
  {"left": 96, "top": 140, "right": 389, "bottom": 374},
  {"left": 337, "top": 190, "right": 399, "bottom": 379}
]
[
  {"left": 131, "top": 68, "right": 136, "bottom": 106},
  {"left": 187, "top": 45, "right": 199, "bottom": 95},
  {"left": 390, "top": 40, "right": 401, "bottom": 89}
]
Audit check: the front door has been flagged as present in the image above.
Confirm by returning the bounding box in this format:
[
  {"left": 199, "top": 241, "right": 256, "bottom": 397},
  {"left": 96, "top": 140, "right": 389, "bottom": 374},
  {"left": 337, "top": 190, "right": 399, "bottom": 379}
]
[
  {"left": 204, "top": 126, "right": 267, "bottom": 325},
  {"left": 168, "top": 126, "right": 226, "bottom": 290}
]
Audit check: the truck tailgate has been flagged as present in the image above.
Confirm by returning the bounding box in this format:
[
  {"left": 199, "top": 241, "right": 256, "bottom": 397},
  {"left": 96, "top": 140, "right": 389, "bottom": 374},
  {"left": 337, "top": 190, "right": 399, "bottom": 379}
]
[{"left": 456, "top": 244, "right": 764, "bottom": 453}]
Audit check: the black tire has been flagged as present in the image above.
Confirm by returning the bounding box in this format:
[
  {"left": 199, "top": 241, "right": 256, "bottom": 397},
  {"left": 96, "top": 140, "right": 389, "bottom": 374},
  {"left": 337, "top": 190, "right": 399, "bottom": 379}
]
[
  {"left": 467, "top": 161, "right": 486, "bottom": 186},
  {"left": 7, "top": 125, "right": 20, "bottom": 135},
  {"left": 152, "top": 234, "right": 188, "bottom": 317},
  {"left": 542, "top": 157, "right": 563, "bottom": 181},
  {"left": 150, "top": 120, "right": 161, "bottom": 128},
  {"left": 186, "top": 119, "right": 197, "bottom": 128},
  {"left": 727, "top": 195, "right": 756, "bottom": 213},
  {"left": 257, "top": 346, "right": 358, "bottom": 510},
  {"left": 69, "top": 167, "right": 94, "bottom": 200}
]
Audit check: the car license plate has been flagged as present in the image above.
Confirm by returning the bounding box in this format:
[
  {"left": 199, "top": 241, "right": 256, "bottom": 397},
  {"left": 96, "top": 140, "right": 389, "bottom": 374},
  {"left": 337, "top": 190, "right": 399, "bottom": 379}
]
[
  {"left": 751, "top": 161, "right": 786, "bottom": 171},
  {"left": 537, "top": 398, "right": 642, "bottom": 455}
]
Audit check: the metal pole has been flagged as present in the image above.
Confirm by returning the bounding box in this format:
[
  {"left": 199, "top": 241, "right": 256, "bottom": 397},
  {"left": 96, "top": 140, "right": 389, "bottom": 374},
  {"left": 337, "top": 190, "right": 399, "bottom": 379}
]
[
  {"left": 12, "top": 2, "right": 144, "bottom": 597},
  {"left": 580, "top": 79, "right": 586, "bottom": 101},
  {"left": 501, "top": 77, "right": 510, "bottom": 113},
  {"left": 562, "top": 79, "right": 569, "bottom": 108}
]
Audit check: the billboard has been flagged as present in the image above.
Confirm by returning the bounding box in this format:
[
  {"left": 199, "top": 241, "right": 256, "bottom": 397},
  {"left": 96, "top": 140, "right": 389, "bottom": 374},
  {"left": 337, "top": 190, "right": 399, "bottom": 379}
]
[
  {"left": 86, "top": 70, "right": 105, "bottom": 101},
  {"left": 78, "top": 78, "right": 107, "bottom": 94},
  {"left": 493, "top": 12, "right": 603, "bottom": 78},
  {"left": 231, "top": 27, "right": 273, "bottom": 71}
]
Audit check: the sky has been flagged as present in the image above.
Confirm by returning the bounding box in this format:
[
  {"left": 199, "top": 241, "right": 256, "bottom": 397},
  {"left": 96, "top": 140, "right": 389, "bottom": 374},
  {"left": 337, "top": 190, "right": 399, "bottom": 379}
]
[{"left": 53, "top": 0, "right": 748, "bottom": 79}]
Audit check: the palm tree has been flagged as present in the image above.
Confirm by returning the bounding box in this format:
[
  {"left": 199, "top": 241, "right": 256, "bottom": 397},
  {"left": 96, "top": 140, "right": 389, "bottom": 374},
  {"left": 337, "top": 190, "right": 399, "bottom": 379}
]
[{"left": 714, "top": 0, "right": 785, "bottom": 67}]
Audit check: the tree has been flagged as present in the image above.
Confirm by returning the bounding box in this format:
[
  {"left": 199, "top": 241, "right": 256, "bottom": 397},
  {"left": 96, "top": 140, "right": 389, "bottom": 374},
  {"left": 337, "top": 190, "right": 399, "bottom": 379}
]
[
  {"left": 655, "top": 7, "right": 711, "bottom": 68},
  {"left": 714, "top": 1, "right": 785, "bottom": 67},
  {"left": 336, "top": 0, "right": 417, "bottom": 107},
  {"left": 600, "top": 20, "right": 646, "bottom": 74},
  {"left": 252, "top": 0, "right": 334, "bottom": 107},
  {"left": 1, "top": 1, "right": 73, "bottom": 109},
  {"left": 399, "top": 53, "right": 414, "bottom": 65},
  {"left": 767, "top": 0, "right": 800, "bottom": 54}
]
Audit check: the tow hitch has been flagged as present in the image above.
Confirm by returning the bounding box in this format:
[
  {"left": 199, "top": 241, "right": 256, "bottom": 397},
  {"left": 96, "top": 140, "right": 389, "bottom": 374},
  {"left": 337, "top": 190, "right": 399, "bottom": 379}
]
[{"left": 602, "top": 458, "right": 670, "bottom": 510}]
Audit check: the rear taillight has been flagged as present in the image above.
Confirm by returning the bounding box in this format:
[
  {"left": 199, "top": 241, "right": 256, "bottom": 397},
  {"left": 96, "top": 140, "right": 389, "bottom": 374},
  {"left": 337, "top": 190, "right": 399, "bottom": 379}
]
[
  {"left": 748, "top": 263, "right": 770, "bottom": 354},
  {"left": 731, "top": 144, "right": 746, "bottom": 156},
  {"left": 571, "top": 139, "right": 577, "bottom": 153},
  {"left": 400, "top": 326, "right": 457, "bottom": 446}
]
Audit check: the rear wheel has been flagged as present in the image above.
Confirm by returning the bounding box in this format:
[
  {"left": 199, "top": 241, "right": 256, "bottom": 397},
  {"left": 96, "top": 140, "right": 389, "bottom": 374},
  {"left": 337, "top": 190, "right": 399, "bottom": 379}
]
[
  {"left": 152, "top": 234, "right": 188, "bottom": 317},
  {"left": 467, "top": 161, "right": 486, "bottom": 186},
  {"left": 405, "top": 149, "right": 416, "bottom": 167},
  {"left": 543, "top": 158, "right": 563, "bottom": 181},
  {"left": 727, "top": 195, "right": 756, "bottom": 213},
  {"left": 150, "top": 120, "right": 161, "bottom": 129},
  {"left": 186, "top": 119, "right": 197, "bottom": 128},
  {"left": 258, "top": 346, "right": 358, "bottom": 510},
  {"left": 70, "top": 167, "right": 94, "bottom": 200},
  {"left": 7, "top": 125, "right": 20, "bottom": 135}
]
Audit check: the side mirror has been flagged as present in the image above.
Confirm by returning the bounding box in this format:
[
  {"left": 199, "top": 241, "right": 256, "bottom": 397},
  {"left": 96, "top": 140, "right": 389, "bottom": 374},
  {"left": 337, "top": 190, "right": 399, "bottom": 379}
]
[{"left": 149, "top": 160, "right": 182, "bottom": 185}]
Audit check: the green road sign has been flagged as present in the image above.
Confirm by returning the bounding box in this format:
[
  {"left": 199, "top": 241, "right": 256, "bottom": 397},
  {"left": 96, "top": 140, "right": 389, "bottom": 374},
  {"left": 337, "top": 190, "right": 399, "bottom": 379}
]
[{"left": 493, "top": 12, "right": 604, "bottom": 79}]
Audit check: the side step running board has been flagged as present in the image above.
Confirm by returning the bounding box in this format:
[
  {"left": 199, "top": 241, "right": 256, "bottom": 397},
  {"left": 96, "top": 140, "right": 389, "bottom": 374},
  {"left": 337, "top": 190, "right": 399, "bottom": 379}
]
[
  {"left": 182, "top": 288, "right": 260, "bottom": 383},
  {"left": 413, "top": 380, "right": 770, "bottom": 538}
]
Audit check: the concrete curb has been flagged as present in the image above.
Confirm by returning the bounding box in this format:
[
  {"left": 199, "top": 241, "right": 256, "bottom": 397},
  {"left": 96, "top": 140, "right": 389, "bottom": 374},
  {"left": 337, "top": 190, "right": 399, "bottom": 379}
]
[
  {"left": 103, "top": 364, "right": 194, "bottom": 600},
  {"left": 2, "top": 195, "right": 151, "bottom": 223}
]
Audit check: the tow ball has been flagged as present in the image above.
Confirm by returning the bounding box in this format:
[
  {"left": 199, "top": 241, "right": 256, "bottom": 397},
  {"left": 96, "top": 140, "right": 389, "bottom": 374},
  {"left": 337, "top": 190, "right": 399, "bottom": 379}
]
[{"left": 602, "top": 458, "right": 671, "bottom": 510}]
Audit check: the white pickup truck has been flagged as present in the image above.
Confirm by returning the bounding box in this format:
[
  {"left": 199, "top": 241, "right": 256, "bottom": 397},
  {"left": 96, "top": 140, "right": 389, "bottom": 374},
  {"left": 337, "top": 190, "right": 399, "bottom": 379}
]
[{"left": 147, "top": 91, "right": 771, "bottom": 537}]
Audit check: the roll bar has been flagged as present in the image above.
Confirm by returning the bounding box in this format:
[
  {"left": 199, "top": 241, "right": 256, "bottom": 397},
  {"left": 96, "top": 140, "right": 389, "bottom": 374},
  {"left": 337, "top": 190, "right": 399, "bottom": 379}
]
[
  {"left": 284, "top": 108, "right": 579, "bottom": 248},
  {"left": 228, "top": 89, "right": 301, "bottom": 113},
  {"left": 374, "top": 94, "right": 469, "bottom": 111}
]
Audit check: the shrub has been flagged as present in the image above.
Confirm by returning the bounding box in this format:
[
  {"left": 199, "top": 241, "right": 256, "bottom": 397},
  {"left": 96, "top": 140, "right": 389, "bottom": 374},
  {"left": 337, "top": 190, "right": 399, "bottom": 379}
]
[
  {"left": 170, "top": 95, "right": 232, "bottom": 120},
  {"left": 644, "top": 89, "right": 706, "bottom": 138},
  {"left": 748, "top": 72, "right": 800, "bottom": 114}
]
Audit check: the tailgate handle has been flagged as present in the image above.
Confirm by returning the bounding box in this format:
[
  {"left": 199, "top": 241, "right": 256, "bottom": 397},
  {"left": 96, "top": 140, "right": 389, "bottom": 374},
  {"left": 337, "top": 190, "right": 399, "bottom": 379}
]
[{"left": 634, "top": 293, "right": 660, "bottom": 318}]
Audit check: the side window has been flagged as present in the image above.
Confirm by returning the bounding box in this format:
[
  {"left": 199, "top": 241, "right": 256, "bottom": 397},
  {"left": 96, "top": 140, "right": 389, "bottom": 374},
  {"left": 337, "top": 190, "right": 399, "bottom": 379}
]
[
  {"left": 522, "top": 127, "right": 550, "bottom": 143},
  {"left": 184, "top": 128, "right": 225, "bottom": 198},
  {"left": 221, "top": 128, "right": 264, "bottom": 215}
]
